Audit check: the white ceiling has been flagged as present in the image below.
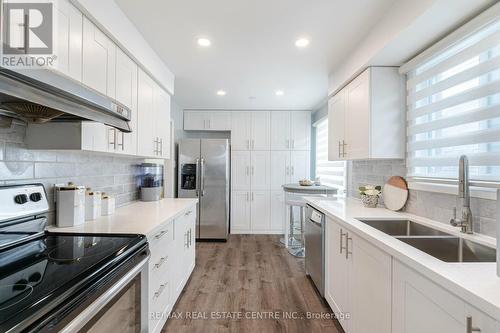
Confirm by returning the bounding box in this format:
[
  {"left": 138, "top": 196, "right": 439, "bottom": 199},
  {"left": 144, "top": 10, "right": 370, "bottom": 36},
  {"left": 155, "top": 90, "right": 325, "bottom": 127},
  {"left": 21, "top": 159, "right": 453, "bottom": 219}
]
[{"left": 115, "top": 0, "right": 397, "bottom": 110}]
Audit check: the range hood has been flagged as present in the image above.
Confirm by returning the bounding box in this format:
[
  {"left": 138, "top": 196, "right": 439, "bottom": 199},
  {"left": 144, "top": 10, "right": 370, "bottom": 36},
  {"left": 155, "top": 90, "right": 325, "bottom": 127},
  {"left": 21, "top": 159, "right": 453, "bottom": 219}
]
[{"left": 0, "top": 67, "right": 131, "bottom": 132}]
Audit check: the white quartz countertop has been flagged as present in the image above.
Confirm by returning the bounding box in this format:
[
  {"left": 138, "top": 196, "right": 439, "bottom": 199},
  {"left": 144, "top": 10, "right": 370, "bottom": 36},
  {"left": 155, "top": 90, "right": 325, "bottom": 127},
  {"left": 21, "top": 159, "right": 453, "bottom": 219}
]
[
  {"left": 49, "top": 198, "right": 198, "bottom": 236},
  {"left": 305, "top": 197, "right": 500, "bottom": 321}
]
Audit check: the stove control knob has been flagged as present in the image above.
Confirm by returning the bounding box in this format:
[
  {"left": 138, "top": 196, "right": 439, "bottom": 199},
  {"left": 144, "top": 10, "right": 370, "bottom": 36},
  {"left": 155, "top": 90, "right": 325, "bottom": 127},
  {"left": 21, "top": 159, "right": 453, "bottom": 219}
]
[
  {"left": 30, "top": 192, "right": 42, "bottom": 202},
  {"left": 14, "top": 194, "right": 28, "bottom": 204}
]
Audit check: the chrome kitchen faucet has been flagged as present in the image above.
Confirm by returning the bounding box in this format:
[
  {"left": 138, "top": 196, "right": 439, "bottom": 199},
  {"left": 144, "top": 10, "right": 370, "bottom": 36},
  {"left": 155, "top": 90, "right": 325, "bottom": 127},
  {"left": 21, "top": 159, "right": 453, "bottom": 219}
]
[{"left": 450, "top": 155, "right": 474, "bottom": 234}]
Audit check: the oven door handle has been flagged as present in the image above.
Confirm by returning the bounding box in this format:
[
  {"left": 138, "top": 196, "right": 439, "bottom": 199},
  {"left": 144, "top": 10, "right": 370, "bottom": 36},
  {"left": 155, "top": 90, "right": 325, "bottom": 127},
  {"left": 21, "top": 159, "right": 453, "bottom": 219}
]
[{"left": 59, "top": 255, "right": 150, "bottom": 333}]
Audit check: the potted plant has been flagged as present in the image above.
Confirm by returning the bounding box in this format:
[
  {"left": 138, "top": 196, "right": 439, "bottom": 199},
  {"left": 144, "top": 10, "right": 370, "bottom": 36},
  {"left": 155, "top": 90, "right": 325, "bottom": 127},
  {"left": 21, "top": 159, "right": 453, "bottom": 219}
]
[{"left": 359, "top": 185, "right": 382, "bottom": 208}]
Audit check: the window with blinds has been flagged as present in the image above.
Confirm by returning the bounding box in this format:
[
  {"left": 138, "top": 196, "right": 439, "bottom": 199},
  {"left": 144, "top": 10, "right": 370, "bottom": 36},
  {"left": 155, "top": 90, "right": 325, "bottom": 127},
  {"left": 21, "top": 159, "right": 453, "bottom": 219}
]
[
  {"left": 403, "top": 12, "right": 500, "bottom": 182},
  {"left": 314, "top": 117, "right": 346, "bottom": 193}
]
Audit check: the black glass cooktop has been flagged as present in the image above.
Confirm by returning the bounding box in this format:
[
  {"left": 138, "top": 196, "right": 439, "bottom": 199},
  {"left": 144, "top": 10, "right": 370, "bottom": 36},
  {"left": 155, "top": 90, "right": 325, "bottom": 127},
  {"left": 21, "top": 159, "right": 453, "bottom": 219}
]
[{"left": 0, "top": 232, "right": 147, "bottom": 332}]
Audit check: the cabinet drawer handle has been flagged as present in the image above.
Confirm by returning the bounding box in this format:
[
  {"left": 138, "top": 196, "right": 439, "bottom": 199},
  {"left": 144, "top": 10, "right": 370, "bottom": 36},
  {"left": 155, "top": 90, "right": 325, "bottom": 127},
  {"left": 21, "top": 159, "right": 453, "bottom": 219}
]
[
  {"left": 342, "top": 140, "right": 347, "bottom": 157},
  {"left": 246, "top": 140, "right": 250, "bottom": 150},
  {"left": 292, "top": 139, "right": 295, "bottom": 149},
  {"left": 338, "top": 141, "right": 342, "bottom": 158},
  {"left": 154, "top": 283, "right": 167, "bottom": 299},
  {"left": 154, "top": 256, "right": 168, "bottom": 269},
  {"left": 155, "top": 230, "right": 168, "bottom": 239},
  {"left": 185, "top": 210, "right": 192, "bottom": 216},
  {"left": 286, "top": 139, "right": 290, "bottom": 149},
  {"left": 466, "top": 317, "right": 481, "bottom": 333}
]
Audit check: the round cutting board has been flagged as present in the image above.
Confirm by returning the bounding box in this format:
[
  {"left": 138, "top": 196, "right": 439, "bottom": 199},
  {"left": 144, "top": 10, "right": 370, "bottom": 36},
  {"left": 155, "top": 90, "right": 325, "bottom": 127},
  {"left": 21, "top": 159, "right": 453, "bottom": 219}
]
[{"left": 383, "top": 176, "right": 408, "bottom": 211}]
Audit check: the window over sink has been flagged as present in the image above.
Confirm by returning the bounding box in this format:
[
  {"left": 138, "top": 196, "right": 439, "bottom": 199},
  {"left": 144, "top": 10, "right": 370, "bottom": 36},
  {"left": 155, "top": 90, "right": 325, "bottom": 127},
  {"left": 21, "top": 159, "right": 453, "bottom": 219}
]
[
  {"left": 401, "top": 14, "right": 500, "bottom": 186},
  {"left": 314, "top": 117, "right": 346, "bottom": 194}
]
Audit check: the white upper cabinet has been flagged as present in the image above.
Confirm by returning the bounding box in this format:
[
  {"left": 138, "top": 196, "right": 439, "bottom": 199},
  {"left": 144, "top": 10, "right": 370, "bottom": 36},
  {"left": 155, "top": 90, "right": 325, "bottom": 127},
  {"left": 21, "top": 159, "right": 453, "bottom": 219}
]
[
  {"left": 137, "top": 68, "right": 171, "bottom": 159},
  {"left": 184, "top": 111, "right": 230, "bottom": 131},
  {"left": 231, "top": 112, "right": 252, "bottom": 150},
  {"left": 271, "top": 111, "right": 291, "bottom": 150},
  {"left": 115, "top": 48, "right": 138, "bottom": 109},
  {"left": 209, "top": 111, "right": 231, "bottom": 130},
  {"left": 231, "top": 112, "right": 270, "bottom": 151},
  {"left": 82, "top": 17, "right": 116, "bottom": 98},
  {"left": 271, "top": 111, "right": 311, "bottom": 151},
  {"left": 290, "top": 111, "right": 311, "bottom": 150},
  {"left": 344, "top": 70, "right": 370, "bottom": 160},
  {"left": 250, "top": 111, "right": 270, "bottom": 150},
  {"left": 328, "top": 67, "right": 405, "bottom": 161},
  {"left": 137, "top": 68, "right": 156, "bottom": 157},
  {"left": 183, "top": 111, "right": 206, "bottom": 131},
  {"left": 53, "top": 0, "right": 82, "bottom": 82},
  {"left": 328, "top": 90, "right": 347, "bottom": 161},
  {"left": 155, "top": 87, "right": 171, "bottom": 159}
]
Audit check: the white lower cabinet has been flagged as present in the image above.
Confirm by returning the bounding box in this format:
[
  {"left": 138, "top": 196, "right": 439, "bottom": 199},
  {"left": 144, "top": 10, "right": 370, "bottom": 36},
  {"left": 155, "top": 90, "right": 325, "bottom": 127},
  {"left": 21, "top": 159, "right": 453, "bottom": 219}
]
[
  {"left": 270, "top": 191, "right": 285, "bottom": 232},
  {"left": 250, "top": 191, "right": 271, "bottom": 231},
  {"left": 231, "top": 191, "right": 251, "bottom": 232},
  {"left": 231, "top": 190, "right": 272, "bottom": 233},
  {"left": 325, "top": 217, "right": 392, "bottom": 333},
  {"left": 392, "top": 260, "right": 498, "bottom": 333},
  {"left": 147, "top": 204, "right": 196, "bottom": 333},
  {"left": 325, "top": 216, "right": 500, "bottom": 333},
  {"left": 325, "top": 218, "right": 351, "bottom": 331}
]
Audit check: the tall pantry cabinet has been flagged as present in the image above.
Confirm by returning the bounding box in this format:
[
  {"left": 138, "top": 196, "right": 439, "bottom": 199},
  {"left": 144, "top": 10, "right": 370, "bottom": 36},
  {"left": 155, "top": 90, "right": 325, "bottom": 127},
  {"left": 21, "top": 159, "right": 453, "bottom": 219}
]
[{"left": 230, "top": 110, "right": 311, "bottom": 234}]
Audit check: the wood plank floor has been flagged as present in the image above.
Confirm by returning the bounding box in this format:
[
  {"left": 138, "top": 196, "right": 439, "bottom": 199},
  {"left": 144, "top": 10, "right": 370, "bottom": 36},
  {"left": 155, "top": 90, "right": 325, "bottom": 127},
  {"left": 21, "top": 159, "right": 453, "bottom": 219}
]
[{"left": 162, "top": 235, "right": 343, "bottom": 333}]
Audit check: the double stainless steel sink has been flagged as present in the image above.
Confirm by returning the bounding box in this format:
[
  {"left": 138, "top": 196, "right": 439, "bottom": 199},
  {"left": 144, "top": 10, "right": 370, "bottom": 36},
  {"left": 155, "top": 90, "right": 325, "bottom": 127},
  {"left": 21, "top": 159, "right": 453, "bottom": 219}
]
[{"left": 357, "top": 219, "right": 496, "bottom": 263}]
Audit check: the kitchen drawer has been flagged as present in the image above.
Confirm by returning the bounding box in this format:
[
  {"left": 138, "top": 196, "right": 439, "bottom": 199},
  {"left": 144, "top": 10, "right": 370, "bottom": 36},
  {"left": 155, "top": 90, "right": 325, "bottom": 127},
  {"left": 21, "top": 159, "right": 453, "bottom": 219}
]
[
  {"left": 149, "top": 274, "right": 171, "bottom": 326},
  {"left": 149, "top": 247, "right": 172, "bottom": 281},
  {"left": 148, "top": 221, "right": 174, "bottom": 251}
]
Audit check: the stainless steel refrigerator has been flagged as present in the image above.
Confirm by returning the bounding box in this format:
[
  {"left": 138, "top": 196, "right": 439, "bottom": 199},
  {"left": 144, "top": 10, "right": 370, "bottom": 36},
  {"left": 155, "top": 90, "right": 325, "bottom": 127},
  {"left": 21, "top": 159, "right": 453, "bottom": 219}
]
[{"left": 178, "top": 139, "right": 230, "bottom": 240}]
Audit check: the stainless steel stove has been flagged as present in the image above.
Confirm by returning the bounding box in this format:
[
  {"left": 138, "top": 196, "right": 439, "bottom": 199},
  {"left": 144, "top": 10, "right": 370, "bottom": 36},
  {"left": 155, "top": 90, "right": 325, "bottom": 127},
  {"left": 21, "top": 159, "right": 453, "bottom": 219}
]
[{"left": 0, "top": 184, "right": 149, "bottom": 333}]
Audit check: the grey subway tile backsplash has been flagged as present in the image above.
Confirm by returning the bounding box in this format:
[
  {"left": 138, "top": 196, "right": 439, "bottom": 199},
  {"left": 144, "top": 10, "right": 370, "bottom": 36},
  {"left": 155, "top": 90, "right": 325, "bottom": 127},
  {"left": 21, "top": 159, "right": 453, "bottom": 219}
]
[
  {"left": 349, "top": 159, "right": 498, "bottom": 238},
  {"left": 0, "top": 123, "right": 143, "bottom": 226}
]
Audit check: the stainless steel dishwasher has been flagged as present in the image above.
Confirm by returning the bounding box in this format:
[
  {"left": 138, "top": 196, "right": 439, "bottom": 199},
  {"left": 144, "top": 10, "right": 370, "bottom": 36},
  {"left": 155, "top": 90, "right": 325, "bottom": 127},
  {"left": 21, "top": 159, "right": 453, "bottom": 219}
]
[{"left": 305, "top": 204, "right": 325, "bottom": 297}]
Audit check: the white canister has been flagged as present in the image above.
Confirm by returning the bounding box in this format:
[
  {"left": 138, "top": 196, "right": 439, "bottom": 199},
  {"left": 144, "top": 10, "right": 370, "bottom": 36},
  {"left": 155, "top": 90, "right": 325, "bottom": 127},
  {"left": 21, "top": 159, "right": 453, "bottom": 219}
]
[
  {"left": 101, "top": 194, "right": 115, "bottom": 216},
  {"left": 85, "top": 190, "right": 102, "bottom": 221},
  {"left": 56, "top": 183, "right": 86, "bottom": 227}
]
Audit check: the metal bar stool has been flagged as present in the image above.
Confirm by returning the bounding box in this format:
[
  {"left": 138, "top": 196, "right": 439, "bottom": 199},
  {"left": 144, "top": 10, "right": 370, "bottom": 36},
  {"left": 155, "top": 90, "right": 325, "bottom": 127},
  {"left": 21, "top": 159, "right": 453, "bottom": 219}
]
[{"left": 285, "top": 199, "right": 306, "bottom": 257}]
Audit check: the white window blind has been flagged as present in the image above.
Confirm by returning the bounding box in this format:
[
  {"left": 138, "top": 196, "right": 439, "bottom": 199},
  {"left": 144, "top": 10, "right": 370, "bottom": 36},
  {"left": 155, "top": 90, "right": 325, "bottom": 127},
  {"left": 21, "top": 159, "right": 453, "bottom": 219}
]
[
  {"left": 402, "top": 9, "right": 500, "bottom": 182},
  {"left": 314, "top": 117, "right": 346, "bottom": 193}
]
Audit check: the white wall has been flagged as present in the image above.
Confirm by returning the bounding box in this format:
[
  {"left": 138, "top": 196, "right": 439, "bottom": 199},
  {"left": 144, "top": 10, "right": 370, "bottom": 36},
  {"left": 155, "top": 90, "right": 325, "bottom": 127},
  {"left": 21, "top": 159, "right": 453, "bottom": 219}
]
[{"left": 328, "top": 0, "right": 495, "bottom": 95}]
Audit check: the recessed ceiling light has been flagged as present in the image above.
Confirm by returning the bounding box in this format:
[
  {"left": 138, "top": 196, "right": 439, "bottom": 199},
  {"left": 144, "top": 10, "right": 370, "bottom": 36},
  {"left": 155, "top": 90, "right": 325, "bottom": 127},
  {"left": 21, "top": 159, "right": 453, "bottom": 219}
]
[
  {"left": 216, "top": 90, "right": 226, "bottom": 96},
  {"left": 275, "top": 90, "right": 284, "bottom": 96},
  {"left": 197, "top": 38, "right": 211, "bottom": 47},
  {"left": 295, "top": 38, "right": 309, "bottom": 48}
]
